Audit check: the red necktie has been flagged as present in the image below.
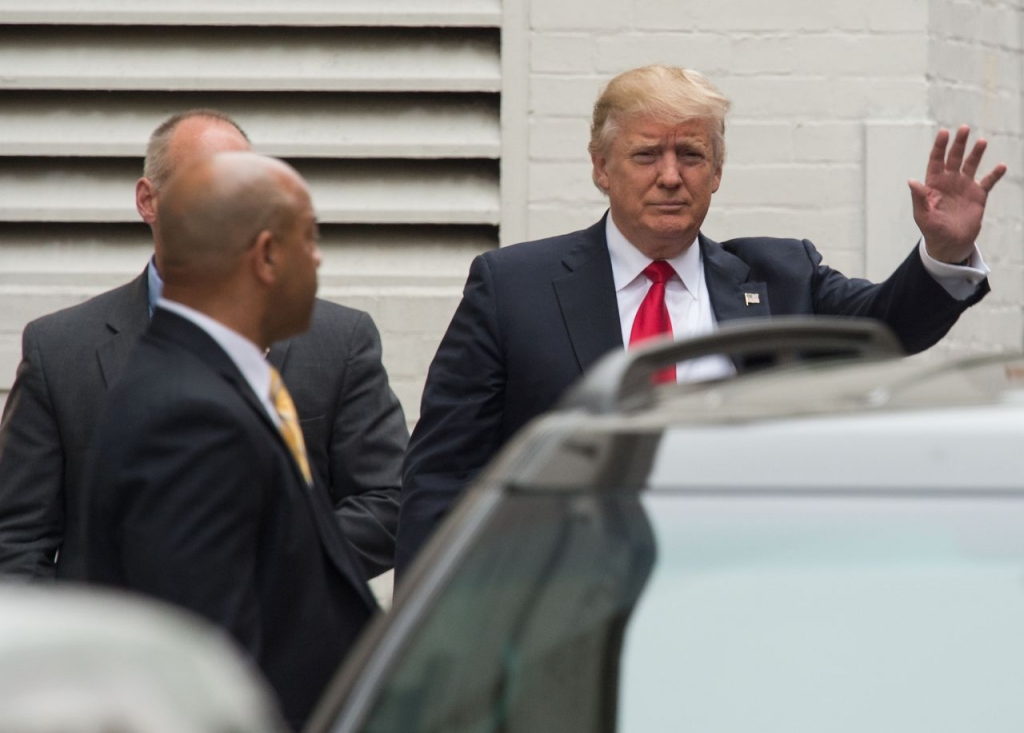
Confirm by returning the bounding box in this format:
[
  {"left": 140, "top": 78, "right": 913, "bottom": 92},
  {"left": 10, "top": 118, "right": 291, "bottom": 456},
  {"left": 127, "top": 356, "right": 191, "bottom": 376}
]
[{"left": 629, "top": 260, "right": 676, "bottom": 383}]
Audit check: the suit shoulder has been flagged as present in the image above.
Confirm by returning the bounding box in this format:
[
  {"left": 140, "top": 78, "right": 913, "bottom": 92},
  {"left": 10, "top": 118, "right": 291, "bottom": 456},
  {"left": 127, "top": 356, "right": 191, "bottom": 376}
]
[
  {"left": 23, "top": 279, "right": 142, "bottom": 345},
  {"left": 478, "top": 223, "right": 603, "bottom": 271},
  {"left": 716, "top": 236, "right": 812, "bottom": 261},
  {"left": 309, "top": 297, "right": 367, "bottom": 329},
  {"left": 111, "top": 338, "right": 248, "bottom": 416},
  {"left": 306, "top": 298, "right": 378, "bottom": 340},
  {"left": 285, "top": 298, "right": 380, "bottom": 362}
]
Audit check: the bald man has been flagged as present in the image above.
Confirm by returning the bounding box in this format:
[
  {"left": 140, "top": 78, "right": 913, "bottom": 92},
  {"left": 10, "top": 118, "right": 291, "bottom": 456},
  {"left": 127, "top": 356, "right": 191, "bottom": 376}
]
[
  {"left": 0, "top": 110, "right": 407, "bottom": 581},
  {"left": 83, "top": 152, "right": 377, "bottom": 731}
]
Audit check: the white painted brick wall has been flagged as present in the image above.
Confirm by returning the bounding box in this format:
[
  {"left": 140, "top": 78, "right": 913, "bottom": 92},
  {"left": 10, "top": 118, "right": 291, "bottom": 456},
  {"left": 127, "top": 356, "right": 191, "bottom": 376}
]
[
  {"left": 518, "top": 0, "right": 1024, "bottom": 355},
  {"left": 925, "top": 0, "right": 1024, "bottom": 353}
]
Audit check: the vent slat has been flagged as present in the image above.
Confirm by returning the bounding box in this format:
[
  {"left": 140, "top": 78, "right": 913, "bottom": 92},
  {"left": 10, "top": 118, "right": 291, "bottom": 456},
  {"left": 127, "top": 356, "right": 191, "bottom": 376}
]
[
  {"left": 0, "top": 0, "right": 502, "bottom": 27},
  {"left": 0, "top": 92, "right": 500, "bottom": 159},
  {"left": 0, "top": 27, "right": 501, "bottom": 92},
  {"left": 0, "top": 160, "right": 501, "bottom": 225}
]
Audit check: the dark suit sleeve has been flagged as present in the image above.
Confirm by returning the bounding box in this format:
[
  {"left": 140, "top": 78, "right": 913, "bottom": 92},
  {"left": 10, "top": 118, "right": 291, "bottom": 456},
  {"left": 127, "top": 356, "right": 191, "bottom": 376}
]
[
  {"left": 396, "top": 254, "right": 506, "bottom": 574},
  {"left": 0, "top": 323, "right": 63, "bottom": 578},
  {"left": 329, "top": 312, "right": 408, "bottom": 579},
  {"left": 102, "top": 406, "right": 266, "bottom": 653},
  {"left": 806, "top": 241, "right": 988, "bottom": 354}
]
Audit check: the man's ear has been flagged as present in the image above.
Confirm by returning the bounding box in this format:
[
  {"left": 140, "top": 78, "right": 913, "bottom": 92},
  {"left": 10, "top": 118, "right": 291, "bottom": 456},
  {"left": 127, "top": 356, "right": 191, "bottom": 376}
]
[
  {"left": 712, "top": 164, "right": 723, "bottom": 194},
  {"left": 136, "top": 178, "right": 157, "bottom": 225},
  {"left": 251, "top": 230, "right": 276, "bottom": 286},
  {"left": 591, "top": 152, "right": 611, "bottom": 193}
]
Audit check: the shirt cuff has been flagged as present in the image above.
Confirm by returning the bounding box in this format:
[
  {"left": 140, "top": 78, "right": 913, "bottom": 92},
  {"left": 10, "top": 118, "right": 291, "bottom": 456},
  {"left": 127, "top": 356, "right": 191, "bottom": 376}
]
[{"left": 918, "top": 239, "right": 990, "bottom": 301}]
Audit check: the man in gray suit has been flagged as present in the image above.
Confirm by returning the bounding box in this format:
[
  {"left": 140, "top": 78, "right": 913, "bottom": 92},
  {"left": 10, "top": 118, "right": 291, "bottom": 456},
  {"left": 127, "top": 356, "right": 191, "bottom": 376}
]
[{"left": 0, "top": 110, "right": 408, "bottom": 580}]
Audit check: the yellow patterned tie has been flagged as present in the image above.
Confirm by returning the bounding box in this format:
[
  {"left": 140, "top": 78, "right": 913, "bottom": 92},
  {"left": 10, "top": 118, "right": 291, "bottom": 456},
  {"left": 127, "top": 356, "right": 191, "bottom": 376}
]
[{"left": 269, "top": 366, "right": 312, "bottom": 485}]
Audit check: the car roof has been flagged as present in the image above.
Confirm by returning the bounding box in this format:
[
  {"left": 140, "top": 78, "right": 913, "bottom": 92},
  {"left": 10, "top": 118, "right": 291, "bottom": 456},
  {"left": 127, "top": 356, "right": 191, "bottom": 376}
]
[
  {"left": 628, "top": 350, "right": 1024, "bottom": 426},
  {"left": 483, "top": 320, "right": 1024, "bottom": 493}
]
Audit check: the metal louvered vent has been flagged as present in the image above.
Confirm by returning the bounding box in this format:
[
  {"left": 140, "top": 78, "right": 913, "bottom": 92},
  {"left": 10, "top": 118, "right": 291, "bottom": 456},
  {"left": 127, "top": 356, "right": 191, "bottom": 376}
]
[{"left": 0, "top": 1, "right": 502, "bottom": 414}]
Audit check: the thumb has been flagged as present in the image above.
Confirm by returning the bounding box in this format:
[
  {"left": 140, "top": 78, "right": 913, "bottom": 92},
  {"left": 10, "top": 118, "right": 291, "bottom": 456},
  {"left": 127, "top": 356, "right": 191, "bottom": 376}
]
[{"left": 907, "top": 179, "right": 929, "bottom": 216}]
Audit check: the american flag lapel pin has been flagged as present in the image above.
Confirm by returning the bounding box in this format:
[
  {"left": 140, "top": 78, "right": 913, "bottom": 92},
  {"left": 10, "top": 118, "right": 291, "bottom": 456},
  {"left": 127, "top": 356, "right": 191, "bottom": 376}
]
[{"left": 744, "top": 292, "right": 760, "bottom": 306}]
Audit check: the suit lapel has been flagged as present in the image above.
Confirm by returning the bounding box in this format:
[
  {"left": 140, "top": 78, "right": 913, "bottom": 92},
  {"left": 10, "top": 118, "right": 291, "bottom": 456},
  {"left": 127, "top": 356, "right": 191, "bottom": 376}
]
[
  {"left": 550, "top": 225, "right": 773, "bottom": 371},
  {"left": 266, "top": 340, "right": 372, "bottom": 600},
  {"left": 149, "top": 311, "right": 301, "bottom": 483},
  {"left": 96, "top": 271, "right": 151, "bottom": 389},
  {"left": 231, "top": 378, "right": 376, "bottom": 604},
  {"left": 552, "top": 218, "right": 623, "bottom": 373},
  {"left": 700, "top": 233, "right": 771, "bottom": 324}
]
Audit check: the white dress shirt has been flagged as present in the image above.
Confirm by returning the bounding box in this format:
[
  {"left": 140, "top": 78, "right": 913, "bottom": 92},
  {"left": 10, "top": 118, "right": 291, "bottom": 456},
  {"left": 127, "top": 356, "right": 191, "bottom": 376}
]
[
  {"left": 604, "top": 215, "right": 989, "bottom": 384},
  {"left": 606, "top": 216, "right": 733, "bottom": 382},
  {"left": 156, "top": 298, "right": 279, "bottom": 426},
  {"left": 916, "top": 240, "right": 989, "bottom": 300}
]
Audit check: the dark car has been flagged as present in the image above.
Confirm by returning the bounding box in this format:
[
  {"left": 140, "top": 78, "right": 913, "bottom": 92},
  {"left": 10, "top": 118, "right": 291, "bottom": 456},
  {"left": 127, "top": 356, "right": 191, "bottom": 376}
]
[{"left": 310, "top": 318, "right": 1024, "bottom": 733}]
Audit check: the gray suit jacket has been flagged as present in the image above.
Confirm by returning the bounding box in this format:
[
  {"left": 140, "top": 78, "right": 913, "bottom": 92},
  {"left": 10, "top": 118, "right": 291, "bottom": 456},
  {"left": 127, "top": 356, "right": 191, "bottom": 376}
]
[{"left": 0, "top": 270, "right": 407, "bottom": 580}]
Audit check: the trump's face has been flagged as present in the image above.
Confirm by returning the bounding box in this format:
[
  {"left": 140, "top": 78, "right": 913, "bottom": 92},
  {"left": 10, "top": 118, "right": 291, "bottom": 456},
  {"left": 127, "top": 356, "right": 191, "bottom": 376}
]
[{"left": 592, "top": 115, "right": 722, "bottom": 260}]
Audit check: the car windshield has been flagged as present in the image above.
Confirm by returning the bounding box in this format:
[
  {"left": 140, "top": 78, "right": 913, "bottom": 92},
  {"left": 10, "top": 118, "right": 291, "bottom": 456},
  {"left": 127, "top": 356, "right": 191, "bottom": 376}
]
[
  {"left": 620, "top": 491, "right": 1024, "bottom": 733},
  {"left": 334, "top": 485, "right": 1024, "bottom": 733}
]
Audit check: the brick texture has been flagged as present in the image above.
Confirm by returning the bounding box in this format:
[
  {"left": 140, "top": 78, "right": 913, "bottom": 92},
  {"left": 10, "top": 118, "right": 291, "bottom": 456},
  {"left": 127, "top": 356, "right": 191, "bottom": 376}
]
[{"left": 926, "top": 0, "right": 1024, "bottom": 352}]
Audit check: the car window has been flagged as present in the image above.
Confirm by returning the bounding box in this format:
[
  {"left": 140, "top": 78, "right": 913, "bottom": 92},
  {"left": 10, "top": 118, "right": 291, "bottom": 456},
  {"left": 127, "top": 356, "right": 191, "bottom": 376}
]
[
  {"left": 619, "top": 492, "right": 1024, "bottom": 733},
  {"left": 345, "top": 493, "right": 656, "bottom": 733}
]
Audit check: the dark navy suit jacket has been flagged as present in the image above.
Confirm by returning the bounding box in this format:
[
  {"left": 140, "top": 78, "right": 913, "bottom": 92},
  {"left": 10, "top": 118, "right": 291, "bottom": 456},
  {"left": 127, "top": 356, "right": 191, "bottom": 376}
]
[
  {"left": 83, "top": 309, "right": 377, "bottom": 730},
  {"left": 395, "top": 215, "right": 988, "bottom": 572}
]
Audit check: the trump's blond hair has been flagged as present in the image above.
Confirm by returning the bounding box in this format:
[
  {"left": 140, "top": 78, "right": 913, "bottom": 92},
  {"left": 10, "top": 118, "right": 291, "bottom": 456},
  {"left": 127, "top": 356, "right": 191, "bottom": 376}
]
[{"left": 589, "top": 65, "right": 731, "bottom": 168}]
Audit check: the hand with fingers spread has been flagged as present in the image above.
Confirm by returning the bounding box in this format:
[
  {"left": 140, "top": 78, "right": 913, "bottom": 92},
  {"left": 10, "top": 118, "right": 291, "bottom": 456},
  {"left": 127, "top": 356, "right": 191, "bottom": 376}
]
[{"left": 909, "top": 124, "right": 1008, "bottom": 264}]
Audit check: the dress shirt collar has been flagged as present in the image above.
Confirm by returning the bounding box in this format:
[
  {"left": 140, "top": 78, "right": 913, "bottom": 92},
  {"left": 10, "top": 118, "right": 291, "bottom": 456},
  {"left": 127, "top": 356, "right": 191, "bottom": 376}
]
[
  {"left": 155, "top": 298, "right": 277, "bottom": 424},
  {"left": 146, "top": 256, "right": 163, "bottom": 317},
  {"left": 605, "top": 212, "right": 703, "bottom": 294}
]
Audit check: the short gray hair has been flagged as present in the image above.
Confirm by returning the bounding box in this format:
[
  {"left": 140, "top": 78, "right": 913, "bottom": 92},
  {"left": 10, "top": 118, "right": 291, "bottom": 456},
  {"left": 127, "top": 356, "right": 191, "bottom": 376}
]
[{"left": 143, "top": 109, "right": 250, "bottom": 191}]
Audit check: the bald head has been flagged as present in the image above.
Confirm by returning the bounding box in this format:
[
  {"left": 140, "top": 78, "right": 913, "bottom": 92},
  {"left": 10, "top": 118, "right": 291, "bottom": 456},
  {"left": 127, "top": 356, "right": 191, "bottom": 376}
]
[
  {"left": 157, "top": 152, "right": 305, "bottom": 279},
  {"left": 156, "top": 152, "right": 321, "bottom": 347},
  {"left": 136, "top": 112, "right": 252, "bottom": 235},
  {"left": 145, "top": 112, "right": 251, "bottom": 193}
]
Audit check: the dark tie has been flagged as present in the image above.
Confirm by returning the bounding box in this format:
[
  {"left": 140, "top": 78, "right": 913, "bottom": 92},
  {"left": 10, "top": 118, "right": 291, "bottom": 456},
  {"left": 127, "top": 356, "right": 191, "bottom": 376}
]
[{"left": 629, "top": 260, "right": 677, "bottom": 383}]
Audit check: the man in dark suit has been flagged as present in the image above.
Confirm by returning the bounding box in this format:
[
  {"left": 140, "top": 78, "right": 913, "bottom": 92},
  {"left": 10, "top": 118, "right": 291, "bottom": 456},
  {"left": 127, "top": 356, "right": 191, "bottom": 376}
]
[
  {"left": 395, "top": 64, "right": 1008, "bottom": 574},
  {"left": 0, "top": 110, "right": 407, "bottom": 580},
  {"left": 84, "top": 151, "right": 376, "bottom": 730}
]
